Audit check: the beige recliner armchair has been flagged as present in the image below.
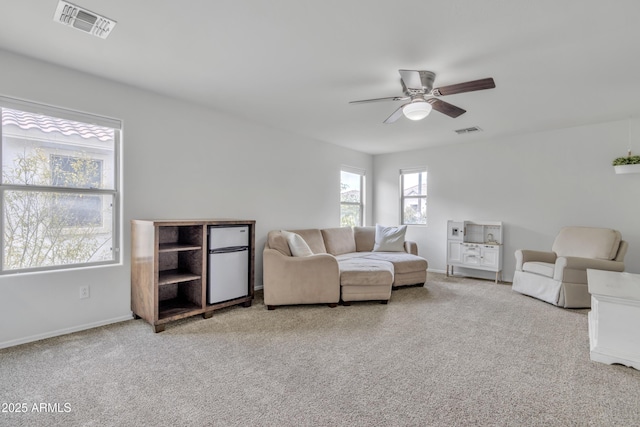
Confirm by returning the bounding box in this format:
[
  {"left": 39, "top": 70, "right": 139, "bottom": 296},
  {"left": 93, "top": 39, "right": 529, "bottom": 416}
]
[{"left": 512, "top": 226, "right": 628, "bottom": 308}]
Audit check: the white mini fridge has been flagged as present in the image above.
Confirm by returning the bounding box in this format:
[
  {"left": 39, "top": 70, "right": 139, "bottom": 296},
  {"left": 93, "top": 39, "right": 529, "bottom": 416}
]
[{"left": 207, "top": 225, "right": 250, "bottom": 304}]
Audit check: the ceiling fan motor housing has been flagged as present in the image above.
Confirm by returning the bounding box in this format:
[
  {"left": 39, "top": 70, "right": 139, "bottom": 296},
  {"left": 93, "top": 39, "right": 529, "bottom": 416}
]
[{"left": 402, "top": 70, "right": 436, "bottom": 95}]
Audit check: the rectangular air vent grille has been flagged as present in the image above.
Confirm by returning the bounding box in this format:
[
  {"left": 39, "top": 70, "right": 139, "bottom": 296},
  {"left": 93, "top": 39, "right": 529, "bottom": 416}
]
[
  {"left": 454, "top": 126, "right": 483, "bottom": 135},
  {"left": 54, "top": 1, "right": 116, "bottom": 39}
]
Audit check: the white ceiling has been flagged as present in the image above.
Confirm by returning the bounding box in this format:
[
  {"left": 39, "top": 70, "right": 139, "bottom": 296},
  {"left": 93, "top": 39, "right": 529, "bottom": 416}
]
[{"left": 1, "top": 0, "right": 639, "bottom": 154}]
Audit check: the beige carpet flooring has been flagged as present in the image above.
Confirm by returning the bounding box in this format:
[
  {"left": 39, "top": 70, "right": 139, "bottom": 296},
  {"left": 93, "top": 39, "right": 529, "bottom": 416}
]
[{"left": 1, "top": 273, "right": 639, "bottom": 426}]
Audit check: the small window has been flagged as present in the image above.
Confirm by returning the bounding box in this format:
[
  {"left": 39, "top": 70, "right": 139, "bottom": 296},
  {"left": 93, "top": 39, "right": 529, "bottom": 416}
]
[
  {"left": 400, "top": 168, "right": 427, "bottom": 225},
  {"left": 340, "top": 167, "right": 365, "bottom": 227},
  {"left": 1, "top": 97, "right": 120, "bottom": 273}
]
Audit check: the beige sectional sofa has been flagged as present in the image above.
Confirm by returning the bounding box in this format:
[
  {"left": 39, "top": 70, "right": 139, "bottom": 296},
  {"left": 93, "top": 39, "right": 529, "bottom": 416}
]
[{"left": 263, "top": 226, "right": 428, "bottom": 309}]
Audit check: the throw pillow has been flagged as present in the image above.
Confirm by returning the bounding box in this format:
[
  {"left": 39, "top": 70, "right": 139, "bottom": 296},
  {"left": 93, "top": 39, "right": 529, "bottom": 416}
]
[
  {"left": 281, "top": 230, "right": 314, "bottom": 257},
  {"left": 268, "top": 232, "right": 292, "bottom": 256},
  {"left": 373, "top": 224, "right": 407, "bottom": 252}
]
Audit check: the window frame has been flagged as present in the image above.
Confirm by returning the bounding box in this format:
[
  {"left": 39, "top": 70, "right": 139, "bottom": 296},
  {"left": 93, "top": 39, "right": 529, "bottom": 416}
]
[
  {"left": 0, "top": 95, "right": 121, "bottom": 274},
  {"left": 400, "top": 167, "right": 427, "bottom": 226},
  {"left": 340, "top": 166, "right": 365, "bottom": 227}
]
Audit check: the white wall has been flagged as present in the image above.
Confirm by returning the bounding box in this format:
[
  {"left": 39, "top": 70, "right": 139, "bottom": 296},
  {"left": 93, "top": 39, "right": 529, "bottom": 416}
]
[
  {"left": 373, "top": 119, "right": 640, "bottom": 281},
  {"left": 0, "top": 49, "right": 372, "bottom": 348}
]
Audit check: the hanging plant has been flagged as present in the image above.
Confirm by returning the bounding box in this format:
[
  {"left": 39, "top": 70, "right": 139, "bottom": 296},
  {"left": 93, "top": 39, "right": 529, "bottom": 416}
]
[
  {"left": 613, "top": 150, "right": 640, "bottom": 174},
  {"left": 612, "top": 154, "right": 640, "bottom": 166}
]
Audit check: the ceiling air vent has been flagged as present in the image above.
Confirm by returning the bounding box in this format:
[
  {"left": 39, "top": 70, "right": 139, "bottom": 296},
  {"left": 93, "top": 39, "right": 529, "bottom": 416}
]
[
  {"left": 54, "top": 1, "right": 116, "bottom": 39},
  {"left": 454, "top": 126, "right": 483, "bottom": 135}
]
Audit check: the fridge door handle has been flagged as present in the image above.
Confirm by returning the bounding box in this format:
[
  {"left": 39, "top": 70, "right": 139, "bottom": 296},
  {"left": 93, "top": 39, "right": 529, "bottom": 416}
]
[{"left": 209, "top": 246, "right": 248, "bottom": 254}]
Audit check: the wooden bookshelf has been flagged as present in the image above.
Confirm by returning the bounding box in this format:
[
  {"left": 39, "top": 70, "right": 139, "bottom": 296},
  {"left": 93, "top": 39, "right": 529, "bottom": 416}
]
[{"left": 131, "top": 219, "right": 255, "bottom": 332}]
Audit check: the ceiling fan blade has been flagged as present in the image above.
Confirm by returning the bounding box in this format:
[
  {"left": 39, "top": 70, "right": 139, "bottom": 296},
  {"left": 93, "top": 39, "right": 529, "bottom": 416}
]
[
  {"left": 432, "top": 78, "right": 495, "bottom": 96},
  {"left": 349, "top": 96, "right": 409, "bottom": 104},
  {"left": 426, "top": 98, "right": 466, "bottom": 118},
  {"left": 383, "top": 105, "right": 406, "bottom": 124}
]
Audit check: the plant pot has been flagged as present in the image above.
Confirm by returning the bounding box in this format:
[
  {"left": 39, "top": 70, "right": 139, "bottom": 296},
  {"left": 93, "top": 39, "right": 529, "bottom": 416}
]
[{"left": 614, "top": 164, "right": 640, "bottom": 174}]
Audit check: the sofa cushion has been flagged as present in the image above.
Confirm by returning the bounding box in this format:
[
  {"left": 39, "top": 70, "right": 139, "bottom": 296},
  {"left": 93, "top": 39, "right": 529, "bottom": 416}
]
[
  {"left": 552, "top": 227, "right": 622, "bottom": 260},
  {"left": 321, "top": 227, "right": 356, "bottom": 255},
  {"left": 267, "top": 231, "right": 291, "bottom": 256},
  {"left": 364, "top": 252, "right": 427, "bottom": 275},
  {"left": 335, "top": 252, "right": 371, "bottom": 261},
  {"left": 338, "top": 258, "right": 394, "bottom": 286},
  {"left": 353, "top": 226, "right": 376, "bottom": 252},
  {"left": 373, "top": 224, "right": 407, "bottom": 252},
  {"left": 522, "top": 261, "right": 555, "bottom": 278},
  {"left": 291, "top": 229, "right": 327, "bottom": 254},
  {"left": 281, "top": 230, "right": 313, "bottom": 257}
]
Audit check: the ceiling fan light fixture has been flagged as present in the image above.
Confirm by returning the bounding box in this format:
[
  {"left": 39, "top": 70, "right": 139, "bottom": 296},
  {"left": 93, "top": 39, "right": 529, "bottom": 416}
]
[{"left": 402, "top": 101, "right": 432, "bottom": 121}]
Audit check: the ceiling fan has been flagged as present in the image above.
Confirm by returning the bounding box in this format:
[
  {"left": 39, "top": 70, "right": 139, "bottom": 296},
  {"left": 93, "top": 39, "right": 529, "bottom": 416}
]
[{"left": 349, "top": 70, "right": 495, "bottom": 124}]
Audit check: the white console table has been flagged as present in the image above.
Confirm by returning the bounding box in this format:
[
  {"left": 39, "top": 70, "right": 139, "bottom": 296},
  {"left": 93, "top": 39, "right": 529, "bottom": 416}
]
[{"left": 587, "top": 269, "right": 640, "bottom": 370}]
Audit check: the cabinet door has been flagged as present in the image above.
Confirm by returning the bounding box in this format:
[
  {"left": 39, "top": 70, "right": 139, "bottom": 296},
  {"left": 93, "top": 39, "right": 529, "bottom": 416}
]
[
  {"left": 448, "top": 241, "right": 462, "bottom": 264},
  {"left": 480, "top": 246, "right": 499, "bottom": 269}
]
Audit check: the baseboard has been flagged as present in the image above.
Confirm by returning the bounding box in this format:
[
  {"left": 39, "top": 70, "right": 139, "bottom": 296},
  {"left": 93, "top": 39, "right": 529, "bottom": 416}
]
[{"left": 0, "top": 314, "right": 134, "bottom": 349}]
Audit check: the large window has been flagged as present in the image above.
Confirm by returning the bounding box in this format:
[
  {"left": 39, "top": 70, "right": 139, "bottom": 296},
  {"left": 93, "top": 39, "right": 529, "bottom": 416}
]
[
  {"left": 340, "top": 167, "right": 365, "bottom": 227},
  {"left": 400, "top": 168, "right": 427, "bottom": 225},
  {"left": 0, "top": 97, "right": 120, "bottom": 273}
]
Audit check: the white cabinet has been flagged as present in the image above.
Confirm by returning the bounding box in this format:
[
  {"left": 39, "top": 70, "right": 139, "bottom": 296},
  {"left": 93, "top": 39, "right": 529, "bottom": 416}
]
[
  {"left": 587, "top": 269, "right": 640, "bottom": 370},
  {"left": 446, "top": 220, "right": 503, "bottom": 283}
]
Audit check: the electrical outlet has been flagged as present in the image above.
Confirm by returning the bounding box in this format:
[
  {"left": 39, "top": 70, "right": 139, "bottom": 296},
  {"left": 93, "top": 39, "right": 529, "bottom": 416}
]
[{"left": 79, "top": 285, "right": 90, "bottom": 299}]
